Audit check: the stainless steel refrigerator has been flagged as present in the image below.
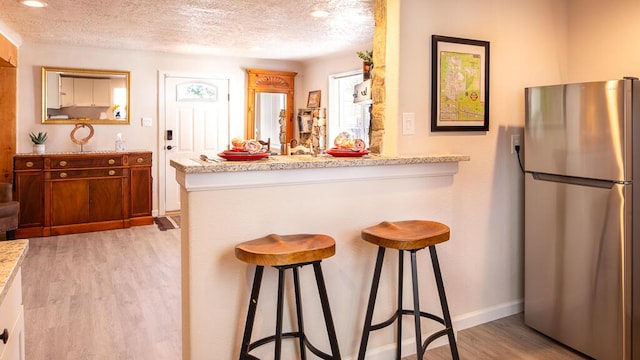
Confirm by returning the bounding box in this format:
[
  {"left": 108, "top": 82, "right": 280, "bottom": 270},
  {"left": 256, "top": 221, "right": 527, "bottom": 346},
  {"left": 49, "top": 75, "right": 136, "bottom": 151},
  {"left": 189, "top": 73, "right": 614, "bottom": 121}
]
[{"left": 524, "top": 78, "right": 640, "bottom": 359}]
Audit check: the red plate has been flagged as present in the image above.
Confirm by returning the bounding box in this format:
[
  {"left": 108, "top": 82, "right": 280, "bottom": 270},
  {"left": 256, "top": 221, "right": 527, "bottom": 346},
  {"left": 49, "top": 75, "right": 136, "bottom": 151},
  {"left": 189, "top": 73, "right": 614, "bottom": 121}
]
[
  {"left": 326, "top": 148, "right": 369, "bottom": 157},
  {"left": 217, "top": 151, "right": 269, "bottom": 161}
]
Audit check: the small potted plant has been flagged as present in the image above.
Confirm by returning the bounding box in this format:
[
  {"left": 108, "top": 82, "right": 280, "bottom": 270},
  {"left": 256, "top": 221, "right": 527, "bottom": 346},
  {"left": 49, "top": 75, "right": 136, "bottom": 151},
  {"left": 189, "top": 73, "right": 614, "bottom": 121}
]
[
  {"left": 29, "top": 131, "right": 48, "bottom": 154},
  {"left": 357, "top": 50, "right": 373, "bottom": 80}
]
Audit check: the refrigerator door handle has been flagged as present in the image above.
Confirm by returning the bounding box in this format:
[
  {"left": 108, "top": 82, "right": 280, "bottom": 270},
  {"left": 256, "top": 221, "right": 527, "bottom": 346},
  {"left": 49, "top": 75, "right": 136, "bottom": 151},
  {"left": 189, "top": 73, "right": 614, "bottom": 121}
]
[{"left": 531, "top": 172, "right": 624, "bottom": 189}]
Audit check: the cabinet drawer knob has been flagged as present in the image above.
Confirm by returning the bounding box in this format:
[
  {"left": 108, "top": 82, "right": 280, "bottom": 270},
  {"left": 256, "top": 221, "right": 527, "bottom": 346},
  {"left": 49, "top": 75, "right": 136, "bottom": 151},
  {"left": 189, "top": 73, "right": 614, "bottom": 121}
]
[
  {"left": 59, "top": 161, "right": 67, "bottom": 167},
  {"left": 1, "top": 328, "right": 8, "bottom": 344},
  {"left": 60, "top": 172, "right": 67, "bottom": 178},
  {"left": 108, "top": 159, "right": 115, "bottom": 165},
  {"left": 136, "top": 157, "right": 144, "bottom": 163},
  {"left": 26, "top": 161, "right": 34, "bottom": 168},
  {"left": 108, "top": 170, "right": 116, "bottom": 176}
]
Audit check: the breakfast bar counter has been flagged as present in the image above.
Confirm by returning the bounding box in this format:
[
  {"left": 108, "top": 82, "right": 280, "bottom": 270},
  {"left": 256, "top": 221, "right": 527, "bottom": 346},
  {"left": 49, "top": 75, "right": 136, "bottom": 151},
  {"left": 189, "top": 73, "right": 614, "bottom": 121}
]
[
  {"left": 171, "top": 153, "right": 468, "bottom": 359},
  {"left": 171, "top": 153, "right": 469, "bottom": 173}
]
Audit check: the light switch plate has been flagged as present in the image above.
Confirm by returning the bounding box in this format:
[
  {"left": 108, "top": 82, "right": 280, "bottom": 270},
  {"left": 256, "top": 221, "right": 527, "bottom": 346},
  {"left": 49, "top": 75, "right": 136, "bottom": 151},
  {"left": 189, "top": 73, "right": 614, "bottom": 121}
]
[
  {"left": 402, "top": 112, "right": 415, "bottom": 135},
  {"left": 142, "top": 117, "right": 153, "bottom": 127}
]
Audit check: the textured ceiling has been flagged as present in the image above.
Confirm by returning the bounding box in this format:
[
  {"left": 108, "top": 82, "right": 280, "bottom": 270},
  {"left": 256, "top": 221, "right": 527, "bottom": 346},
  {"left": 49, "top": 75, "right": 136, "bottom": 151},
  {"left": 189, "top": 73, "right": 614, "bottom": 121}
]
[{"left": 0, "top": 0, "right": 374, "bottom": 60}]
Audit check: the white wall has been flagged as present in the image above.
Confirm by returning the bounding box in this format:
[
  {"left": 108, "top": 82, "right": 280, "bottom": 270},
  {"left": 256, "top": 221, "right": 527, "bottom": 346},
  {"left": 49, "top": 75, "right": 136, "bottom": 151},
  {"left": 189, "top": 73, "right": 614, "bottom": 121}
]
[
  {"left": 17, "top": 42, "right": 303, "bottom": 214},
  {"left": 273, "top": 0, "right": 575, "bottom": 338},
  {"left": 566, "top": 0, "right": 640, "bottom": 82},
  {"left": 297, "top": 49, "right": 365, "bottom": 111},
  {"left": 256, "top": 0, "right": 569, "bottom": 338},
  {"left": 387, "top": 0, "right": 570, "bottom": 327},
  {"left": 0, "top": 18, "right": 22, "bottom": 47}
]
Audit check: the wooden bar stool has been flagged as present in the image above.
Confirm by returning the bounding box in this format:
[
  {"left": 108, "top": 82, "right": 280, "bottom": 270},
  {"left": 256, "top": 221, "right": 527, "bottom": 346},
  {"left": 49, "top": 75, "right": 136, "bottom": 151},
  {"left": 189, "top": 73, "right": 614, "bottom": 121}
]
[
  {"left": 357, "top": 220, "right": 459, "bottom": 359},
  {"left": 235, "top": 233, "right": 342, "bottom": 360}
]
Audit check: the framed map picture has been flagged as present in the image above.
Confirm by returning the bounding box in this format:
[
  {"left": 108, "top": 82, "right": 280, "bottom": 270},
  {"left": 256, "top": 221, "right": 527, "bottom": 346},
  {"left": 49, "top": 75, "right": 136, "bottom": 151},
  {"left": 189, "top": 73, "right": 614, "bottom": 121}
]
[{"left": 431, "top": 35, "right": 490, "bottom": 132}]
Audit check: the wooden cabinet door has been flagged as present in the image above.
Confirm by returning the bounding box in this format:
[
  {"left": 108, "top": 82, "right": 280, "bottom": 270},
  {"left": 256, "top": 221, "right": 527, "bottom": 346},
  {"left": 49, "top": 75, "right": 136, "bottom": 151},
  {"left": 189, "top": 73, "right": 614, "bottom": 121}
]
[
  {"left": 130, "top": 167, "right": 151, "bottom": 217},
  {"left": 45, "top": 72, "right": 61, "bottom": 109},
  {"left": 48, "top": 76, "right": 74, "bottom": 108},
  {"left": 60, "top": 77, "right": 74, "bottom": 107},
  {"left": 73, "top": 79, "right": 110, "bottom": 107},
  {"left": 0, "top": 67, "right": 16, "bottom": 183},
  {"left": 89, "top": 178, "right": 123, "bottom": 222},
  {"left": 92, "top": 79, "right": 111, "bottom": 106},
  {"left": 14, "top": 172, "right": 43, "bottom": 228},
  {"left": 73, "top": 78, "right": 93, "bottom": 106},
  {"left": 50, "top": 180, "right": 90, "bottom": 226}
]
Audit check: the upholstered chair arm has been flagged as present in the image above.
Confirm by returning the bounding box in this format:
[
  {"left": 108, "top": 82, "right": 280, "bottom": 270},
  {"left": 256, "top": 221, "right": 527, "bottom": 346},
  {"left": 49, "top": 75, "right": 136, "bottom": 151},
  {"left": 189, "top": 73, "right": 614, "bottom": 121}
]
[{"left": 0, "top": 183, "right": 12, "bottom": 203}]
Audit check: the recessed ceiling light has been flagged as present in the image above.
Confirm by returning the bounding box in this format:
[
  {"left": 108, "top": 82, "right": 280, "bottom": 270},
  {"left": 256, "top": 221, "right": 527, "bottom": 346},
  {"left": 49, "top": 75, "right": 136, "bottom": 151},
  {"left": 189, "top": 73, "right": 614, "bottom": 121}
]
[
  {"left": 311, "top": 10, "right": 330, "bottom": 18},
  {"left": 20, "top": 0, "right": 48, "bottom": 7}
]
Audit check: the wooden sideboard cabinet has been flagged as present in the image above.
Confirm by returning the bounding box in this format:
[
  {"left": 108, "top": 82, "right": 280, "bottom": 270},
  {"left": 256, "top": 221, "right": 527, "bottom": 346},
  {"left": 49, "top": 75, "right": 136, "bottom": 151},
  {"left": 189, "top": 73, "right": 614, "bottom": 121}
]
[{"left": 13, "top": 151, "right": 153, "bottom": 237}]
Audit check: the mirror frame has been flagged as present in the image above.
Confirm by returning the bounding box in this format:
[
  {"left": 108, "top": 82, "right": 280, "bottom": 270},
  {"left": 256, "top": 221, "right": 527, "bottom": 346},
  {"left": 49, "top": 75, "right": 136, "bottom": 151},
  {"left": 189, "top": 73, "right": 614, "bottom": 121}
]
[
  {"left": 245, "top": 68, "right": 297, "bottom": 143},
  {"left": 41, "top": 66, "right": 131, "bottom": 125}
]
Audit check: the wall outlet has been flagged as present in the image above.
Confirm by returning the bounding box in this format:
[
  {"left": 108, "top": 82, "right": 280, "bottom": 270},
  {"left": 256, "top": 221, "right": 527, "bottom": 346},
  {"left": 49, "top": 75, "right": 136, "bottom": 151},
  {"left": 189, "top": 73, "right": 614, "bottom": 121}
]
[
  {"left": 402, "top": 112, "right": 415, "bottom": 135},
  {"left": 142, "top": 117, "right": 153, "bottom": 127},
  {"left": 511, "top": 134, "right": 521, "bottom": 154}
]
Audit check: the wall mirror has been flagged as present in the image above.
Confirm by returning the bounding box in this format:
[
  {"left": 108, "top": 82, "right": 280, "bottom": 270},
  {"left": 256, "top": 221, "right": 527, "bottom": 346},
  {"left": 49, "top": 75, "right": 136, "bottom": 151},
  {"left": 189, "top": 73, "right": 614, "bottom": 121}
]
[
  {"left": 246, "top": 68, "right": 296, "bottom": 153},
  {"left": 42, "top": 66, "right": 131, "bottom": 124}
]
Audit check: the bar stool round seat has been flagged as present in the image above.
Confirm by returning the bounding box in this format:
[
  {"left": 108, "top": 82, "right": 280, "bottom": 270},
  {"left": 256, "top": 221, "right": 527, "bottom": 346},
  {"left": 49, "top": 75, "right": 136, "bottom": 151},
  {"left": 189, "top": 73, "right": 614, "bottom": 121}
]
[
  {"left": 235, "top": 233, "right": 336, "bottom": 266},
  {"left": 361, "top": 220, "right": 450, "bottom": 250},
  {"left": 235, "top": 233, "right": 342, "bottom": 360},
  {"left": 358, "top": 220, "right": 459, "bottom": 360}
]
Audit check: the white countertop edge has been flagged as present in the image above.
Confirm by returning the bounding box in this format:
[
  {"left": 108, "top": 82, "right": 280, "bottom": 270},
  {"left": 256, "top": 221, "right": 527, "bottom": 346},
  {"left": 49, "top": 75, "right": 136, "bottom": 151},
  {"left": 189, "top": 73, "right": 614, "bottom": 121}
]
[{"left": 176, "top": 161, "right": 460, "bottom": 192}]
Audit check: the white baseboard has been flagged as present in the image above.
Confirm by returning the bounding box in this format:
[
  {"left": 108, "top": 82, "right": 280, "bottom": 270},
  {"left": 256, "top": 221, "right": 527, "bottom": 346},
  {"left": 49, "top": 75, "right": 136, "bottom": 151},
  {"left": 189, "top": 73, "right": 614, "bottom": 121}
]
[
  {"left": 344, "top": 299, "right": 523, "bottom": 360},
  {"left": 452, "top": 298, "right": 523, "bottom": 331}
]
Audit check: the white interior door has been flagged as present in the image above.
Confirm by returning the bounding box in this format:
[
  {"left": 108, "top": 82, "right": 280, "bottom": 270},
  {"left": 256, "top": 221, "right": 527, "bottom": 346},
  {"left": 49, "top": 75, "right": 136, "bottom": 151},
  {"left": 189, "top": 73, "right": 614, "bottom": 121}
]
[{"left": 162, "top": 75, "right": 230, "bottom": 213}]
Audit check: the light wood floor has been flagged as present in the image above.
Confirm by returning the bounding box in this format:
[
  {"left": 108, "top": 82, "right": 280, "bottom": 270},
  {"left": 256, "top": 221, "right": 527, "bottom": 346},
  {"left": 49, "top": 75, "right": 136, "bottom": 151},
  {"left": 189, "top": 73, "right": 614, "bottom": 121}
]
[
  {"left": 21, "top": 225, "right": 181, "bottom": 360},
  {"left": 19, "top": 225, "right": 589, "bottom": 359},
  {"left": 407, "top": 313, "right": 591, "bottom": 360}
]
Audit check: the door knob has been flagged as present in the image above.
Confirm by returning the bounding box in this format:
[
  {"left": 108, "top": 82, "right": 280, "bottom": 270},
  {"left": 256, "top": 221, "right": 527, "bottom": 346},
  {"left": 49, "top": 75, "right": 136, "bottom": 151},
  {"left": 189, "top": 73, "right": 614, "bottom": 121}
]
[
  {"left": 1, "top": 328, "right": 8, "bottom": 344},
  {"left": 166, "top": 145, "right": 173, "bottom": 150}
]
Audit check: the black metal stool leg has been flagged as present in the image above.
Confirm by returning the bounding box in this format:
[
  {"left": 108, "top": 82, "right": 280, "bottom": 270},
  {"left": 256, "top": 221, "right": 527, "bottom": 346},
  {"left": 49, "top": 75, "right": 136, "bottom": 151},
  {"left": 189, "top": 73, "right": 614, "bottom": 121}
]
[
  {"left": 313, "top": 261, "right": 342, "bottom": 359},
  {"left": 358, "top": 246, "right": 386, "bottom": 360},
  {"left": 275, "top": 267, "right": 286, "bottom": 360},
  {"left": 239, "top": 266, "right": 264, "bottom": 360},
  {"left": 396, "top": 250, "right": 404, "bottom": 360},
  {"left": 410, "top": 250, "right": 424, "bottom": 358},
  {"left": 292, "top": 266, "right": 308, "bottom": 360},
  {"left": 429, "top": 246, "right": 459, "bottom": 360}
]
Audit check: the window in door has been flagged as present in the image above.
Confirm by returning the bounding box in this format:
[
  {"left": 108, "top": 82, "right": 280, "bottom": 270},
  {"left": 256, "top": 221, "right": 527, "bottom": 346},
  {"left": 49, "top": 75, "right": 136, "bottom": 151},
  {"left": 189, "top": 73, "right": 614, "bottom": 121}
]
[
  {"left": 328, "top": 71, "right": 371, "bottom": 147},
  {"left": 176, "top": 83, "right": 218, "bottom": 102}
]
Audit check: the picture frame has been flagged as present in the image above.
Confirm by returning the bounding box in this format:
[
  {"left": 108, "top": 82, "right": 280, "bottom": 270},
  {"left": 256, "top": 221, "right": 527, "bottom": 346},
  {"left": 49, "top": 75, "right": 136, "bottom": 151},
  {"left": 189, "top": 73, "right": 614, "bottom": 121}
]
[
  {"left": 431, "top": 35, "right": 490, "bottom": 132},
  {"left": 307, "top": 90, "right": 321, "bottom": 108}
]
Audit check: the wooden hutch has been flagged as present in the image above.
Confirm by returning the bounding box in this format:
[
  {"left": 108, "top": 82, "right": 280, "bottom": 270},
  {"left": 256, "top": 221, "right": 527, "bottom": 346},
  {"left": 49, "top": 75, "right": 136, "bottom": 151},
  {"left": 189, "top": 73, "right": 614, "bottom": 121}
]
[{"left": 13, "top": 151, "right": 153, "bottom": 237}]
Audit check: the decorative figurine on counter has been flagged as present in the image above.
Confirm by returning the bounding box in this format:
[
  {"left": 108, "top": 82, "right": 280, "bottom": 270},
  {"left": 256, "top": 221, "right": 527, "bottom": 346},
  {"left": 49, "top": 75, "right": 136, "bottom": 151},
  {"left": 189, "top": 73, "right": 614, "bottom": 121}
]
[{"left": 70, "top": 123, "right": 95, "bottom": 152}]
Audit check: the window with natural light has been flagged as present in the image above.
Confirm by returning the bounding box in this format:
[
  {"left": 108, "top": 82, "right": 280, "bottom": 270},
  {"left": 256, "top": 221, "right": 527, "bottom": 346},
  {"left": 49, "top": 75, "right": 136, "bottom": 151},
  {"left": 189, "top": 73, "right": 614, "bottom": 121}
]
[
  {"left": 328, "top": 71, "right": 371, "bottom": 147},
  {"left": 112, "top": 87, "right": 127, "bottom": 119},
  {"left": 176, "top": 83, "right": 218, "bottom": 101}
]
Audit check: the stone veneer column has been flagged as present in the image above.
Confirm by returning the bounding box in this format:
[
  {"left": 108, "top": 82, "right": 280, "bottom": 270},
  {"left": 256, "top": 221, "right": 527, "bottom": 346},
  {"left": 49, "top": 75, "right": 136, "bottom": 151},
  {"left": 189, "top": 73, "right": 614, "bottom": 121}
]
[{"left": 370, "top": 0, "right": 386, "bottom": 154}]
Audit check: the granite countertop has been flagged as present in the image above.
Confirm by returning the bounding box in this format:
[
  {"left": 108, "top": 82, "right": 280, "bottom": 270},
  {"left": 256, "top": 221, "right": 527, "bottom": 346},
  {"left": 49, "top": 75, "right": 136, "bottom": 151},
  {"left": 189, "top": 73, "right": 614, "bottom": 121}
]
[
  {"left": 170, "top": 153, "right": 470, "bottom": 174},
  {"left": 0, "top": 240, "right": 29, "bottom": 305}
]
